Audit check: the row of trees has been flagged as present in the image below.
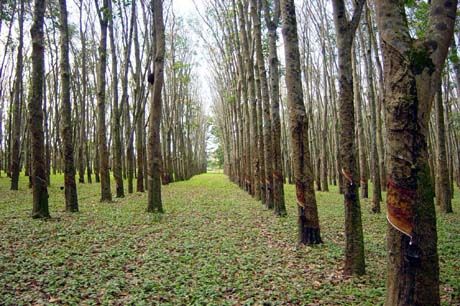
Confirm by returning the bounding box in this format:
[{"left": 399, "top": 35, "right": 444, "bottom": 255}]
[
  {"left": 205, "top": 0, "right": 458, "bottom": 304},
  {"left": 0, "top": 0, "right": 207, "bottom": 214},
  {"left": 1, "top": 0, "right": 459, "bottom": 304}
]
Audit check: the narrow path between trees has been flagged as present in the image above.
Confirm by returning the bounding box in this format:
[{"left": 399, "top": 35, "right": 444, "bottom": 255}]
[{"left": 0, "top": 173, "right": 458, "bottom": 305}]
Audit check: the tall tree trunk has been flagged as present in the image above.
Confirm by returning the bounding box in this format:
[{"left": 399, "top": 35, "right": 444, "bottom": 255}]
[
  {"left": 352, "top": 50, "right": 368, "bottom": 200},
  {"left": 332, "top": 0, "right": 366, "bottom": 276},
  {"left": 238, "top": 0, "right": 259, "bottom": 199},
  {"left": 10, "top": 0, "right": 24, "bottom": 191},
  {"left": 280, "top": 0, "right": 321, "bottom": 244},
  {"left": 435, "top": 86, "right": 453, "bottom": 213},
  {"left": 59, "top": 0, "right": 78, "bottom": 212},
  {"left": 124, "top": 0, "right": 135, "bottom": 194},
  {"left": 320, "top": 43, "right": 329, "bottom": 192},
  {"left": 375, "top": 1, "right": 457, "bottom": 304},
  {"left": 44, "top": 90, "right": 51, "bottom": 182},
  {"left": 320, "top": 106, "right": 329, "bottom": 192},
  {"left": 30, "top": 0, "right": 50, "bottom": 218},
  {"left": 85, "top": 74, "right": 92, "bottom": 184},
  {"left": 77, "top": 0, "right": 86, "bottom": 183},
  {"left": 367, "top": 7, "right": 386, "bottom": 194},
  {"left": 255, "top": 66, "right": 266, "bottom": 205},
  {"left": 96, "top": 0, "right": 112, "bottom": 202},
  {"left": 133, "top": 9, "right": 144, "bottom": 193},
  {"left": 361, "top": 13, "right": 381, "bottom": 212},
  {"left": 108, "top": 0, "right": 124, "bottom": 198},
  {"left": 147, "top": 0, "right": 165, "bottom": 213},
  {"left": 252, "top": 0, "right": 270, "bottom": 207},
  {"left": 263, "top": 0, "right": 286, "bottom": 216},
  {"left": 232, "top": 0, "right": 250, "bottom": 194}
]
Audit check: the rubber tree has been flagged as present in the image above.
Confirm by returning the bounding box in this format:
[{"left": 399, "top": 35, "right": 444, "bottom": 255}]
[
  {"left": 332, "top": 0, "right": 366, "bottom": 276},
  {"left": 95, "top": 0, "right": 112, "bottom": 202},
  {"left": 147, "top": 0, "right": 165, "bottom": 213},
  {"left": 262, "top": 0, "right": 286, "bottom": 216},
  {"left": 58, "top": 0, "right": 79, "bottom": 212},
  {"left": 30, "top": 0, "right": 50, "bottom": 218},
  {"left": 375, "top": 0, "right": 457, "bottom": 304},
  {"left": 280, "top": 0, "right": 322, "bottom": 244}
]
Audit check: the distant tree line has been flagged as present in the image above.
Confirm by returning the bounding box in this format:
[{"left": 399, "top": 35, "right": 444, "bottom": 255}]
[
  {"left": 203, "top": 0, "right": 457, "bottom": 304},
  {"left": 0, "top": 0, "right": 208, "bottom": 214}
]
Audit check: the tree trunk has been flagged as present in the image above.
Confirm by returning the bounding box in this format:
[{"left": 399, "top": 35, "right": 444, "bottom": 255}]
[
  {"left": 367, "top": 7, "right": 386, "bottom": 195},
  {"left": 375, "top": 0, "right": 457, "bottom": 304},
  {"left": 147, "top": 0, "right": 165, "bottom": 213},
  {"left": 133, "top": 10, "right": 144, "bottom": 193},
  {"left": 238, "top": 0, "right": 259, "bottom": 199},
  {"left": 332, "top": 0, "right": 366, "bottom": 276},
  {"left": 10, "top": 0, "right": 24, "bottom": 191},
  {"left": 320, "top": 44, "right": 329, "bottom": 192},
  {"left": 85, "top": 90, "right": 92, "bottom": 184},
  {"left": 30, "top": 0, "right": 50, "bottom": 218},
  {"left": 77, "top": 0, "right": 87, "bottom": 184},
  {"left": 281, "top": 0, "right": 321, "bottom": 244},
  {"left": 252, "top": 0, "right": 270, "bottom": 207},
  {"left": 108, "top": 0, "right": 124, "bottom": 198},
  {"left": 96, "top": 0, "right": 112, "bottom": 202},
  {"left": 59, "top": 0, "right": 79, "bottom": 212},
  {"left": 361, "top": 13, "right": 381, "bottom": 212},
  {"left": 123, "top": 0, "right": 135, "bottom": 195},
  {"left": 263, "top": 0, "right": 286, "bottom": 216},
  {"left": 352, "top": 50, "right": 368, "bottom": 200},
  {"left": 434, "top": 86, "right": 452, "bottom": 213}
]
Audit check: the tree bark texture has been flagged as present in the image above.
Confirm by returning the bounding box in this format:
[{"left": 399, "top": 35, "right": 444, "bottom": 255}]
[
  {"left": 332, "top": 0, "right": 366, "bottom": 276},
  {"left": 10, "top": 0, "right": 24, "bottom": 191},
  {"left": 96, "top": 0, "right": 112, "bottom": 202},
  {"left": 30, "top": 0, "right": 50, "bottom": 218},
  {"left": 281, "top": 0, "right": 321, "bottom": 244},
  {"left": 147, "top": 0, "right": 165, "bottom": 213},
  {"left": 434, "top": 87, "right": 452, "bottom": 213},
  {"left": 263, "top": 0, "right": 286, "bottom": 216},
  {"left": 375, "top": 0, "right": 457, "bottom": 304},
  {"left": 59, "top": 0, "right": 79, "bottom": 212}
]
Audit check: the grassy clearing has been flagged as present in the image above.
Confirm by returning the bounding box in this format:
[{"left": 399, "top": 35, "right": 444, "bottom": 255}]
[{"left": 0, "top": 173, "right": 458, "bottom": 305}]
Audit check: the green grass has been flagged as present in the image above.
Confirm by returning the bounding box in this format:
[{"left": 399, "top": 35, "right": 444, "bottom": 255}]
[{"left": 0, "top": 173, "right": 458, "bottom": 305}]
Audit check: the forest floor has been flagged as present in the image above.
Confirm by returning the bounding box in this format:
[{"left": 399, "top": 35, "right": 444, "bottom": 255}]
[{"left": 0, "top": 173, "right": 459, "bottom": 305}]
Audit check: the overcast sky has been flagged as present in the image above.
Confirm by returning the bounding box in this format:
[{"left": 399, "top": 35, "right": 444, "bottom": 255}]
[{"left": 173, "top": 0, "right": 203, "bottom": 16}]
